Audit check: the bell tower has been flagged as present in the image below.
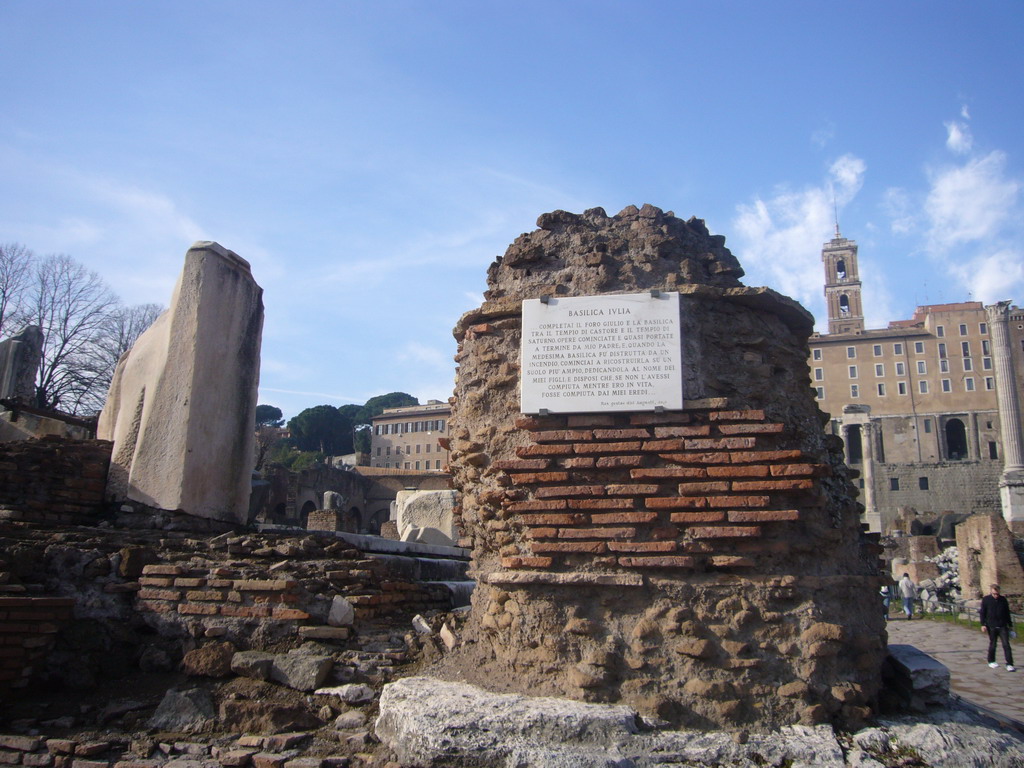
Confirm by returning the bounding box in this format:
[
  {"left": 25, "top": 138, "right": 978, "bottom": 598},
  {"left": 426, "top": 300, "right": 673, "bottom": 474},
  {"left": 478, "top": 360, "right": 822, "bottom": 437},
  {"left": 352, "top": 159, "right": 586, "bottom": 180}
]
[{"left": 822, "top": 226, "right": 864, "bottom": 334}]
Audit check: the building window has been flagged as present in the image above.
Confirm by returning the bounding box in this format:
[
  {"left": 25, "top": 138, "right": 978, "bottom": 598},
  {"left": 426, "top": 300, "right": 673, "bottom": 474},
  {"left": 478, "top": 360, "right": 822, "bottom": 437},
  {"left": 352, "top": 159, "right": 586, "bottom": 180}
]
[
  {"left": 918, "top": 477, "right": 929, "bottom": 491},
  {"left": 814, "top": 368, "right": 824, "bottom": 381},
  {"left": 989, "top": 442, "right": 998, "bottom": 460},
  {"left": 875, "top": 364, "right": 884, "bottom": 377},
  {"left": 941, "top": 379, "right": 951, "bottom": 392},
  {"left": 890, "top": 478, "right": 900, "bottom": 491},
  {"left": 851, "top": 384, "right": 860, "bottom": 398},
  {"left": 847, "top": 346, "right": 856, "bottom": 359},
  {"left": 376, "top": 447, "right": 381, "bottom": 456},
  {"left": 917, "top": 360, "right": 927, "bottom": 374},
  {"left": 416, "top": 444, "right": 421, "bottom": 453},
  {"left": 435, "top": 460, "right": 442, "bottom": 469},
  {"left": 962, "top": 341, "right": 971, "bottom": 357},
  {"left": 965, "top": 377, "right": 975, "bottom": 391},
  {"left": 959, "top": 323, "right": 968, "bottom": 335},
  {"left": 415, "top": 461, "right": 420, "bottom": 470},
  {"left": 849, "top": 366, "right": 858, "bottom": 378},
  {"left": 980, "top": 322, "right": 988, "bottom": 335},
  {"left": 895, "top": 362, "right": 906, "bottom": 376},
  {"left": 938, "top": 343, "right": 946, "bottom": 358},
  {"left": 983, "top": 357, "right": 992, "bottom": 370},
  {"left": 812, "top": 348, "right": 822, "bottom": 361},
  {"left": 404, "top": 461, "right": 410, "bottom": 469},
  {"left": 982, "top": 339, "right": 991, "bottom": 355},
  {"left": 898, "top": 382, "right": 907, "bottom": 395},
  {"left": 985, "top": 377, "right": 994, "bottom": 391},
  {"left": 873, "top": 344, "right": 882, "bottom": 357},
  {"left": 919, "top": 380, "right": 929, "bottom": 394},
  {"left": 936, "top": 325, "right": 945, "bottom": 337},
  {"left": 877, "top": 383, "right": 886, "bottom": 396},
  {"left": 815, "top": 386, "right": 824, "bottom": 399},
  {"left": 964, "top": 358, "right": 973, "bottom": 371},
  {"left": 426, "top": 443, "right": 432, "bottom": 453},
  {"left": 894, "top": 343, "right": 904, "bottom": 355},
  {"left": 924, "top": 418, "right": 932, "bottom": 433},
  {"left": 914, "top": 341, "right": 925, "bottom": 354},
  {"left": 940, "top": 359, "right": 950, "bottom": 373},
  {"left": 386, "top": 447, "right": 391, "bottom": 456}
]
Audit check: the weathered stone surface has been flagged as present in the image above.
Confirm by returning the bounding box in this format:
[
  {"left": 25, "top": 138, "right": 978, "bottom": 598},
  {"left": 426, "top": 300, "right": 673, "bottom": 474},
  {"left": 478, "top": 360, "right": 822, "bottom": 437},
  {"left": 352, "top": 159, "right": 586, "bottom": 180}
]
[
  {"left": 326, "top": 596, "right": 354, "bottom": 627},
  {"left": 218, "top": 701, "right": 320, "bottom": 735},
  {"left": 377, "top": 676, "right": 1024, "bottom": 768},
  {"left": 181, "top": 642, "right": 235, "bottom": 678},
  {"left": 148, "top": 688, "right": 216, "bottom": 733},
  {"left": 314, "top": 684, "right": 374, "bottom": 705},
  {"left": 230, "top": 651, "right": 275, "bottom": 681},
  {"left": 98, "top": 241, "right": 263, "bottom": 524},
  {"left": 396, "top": 490, "right": 458, "bottom": 546},
  {"left": 886, "top": 644, "right": 950, "bottom": 706},
  {"left": 270, "top": 650, "right": 332, "bottom": 692}
]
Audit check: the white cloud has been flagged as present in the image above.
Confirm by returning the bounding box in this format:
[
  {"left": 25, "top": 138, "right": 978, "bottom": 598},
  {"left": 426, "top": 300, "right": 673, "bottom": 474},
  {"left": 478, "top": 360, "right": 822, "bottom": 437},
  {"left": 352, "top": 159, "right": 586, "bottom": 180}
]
[
  {"left": 950, "top": 250, "right": 1024, "bottom": 304},
  {"left": 882, "top": 187, "right": 916, "bottom": 234},
  {"left": 925, "top": 151, "right": 1019, "bottom": 250},
  {"left": 944, "top": 121, "right": 973, "bottom": 154},
  {"left": 921, "top": 149, "right": 1024, "bottom": 305},
  {"left": 731, "top": 154, "right": 866, "bottom": 327},
  {"left": 811, "top": 122, "right": 835, "bottom": 149},
  {"left": 960, "top": 104, "right": 971, "bottom": 120}
]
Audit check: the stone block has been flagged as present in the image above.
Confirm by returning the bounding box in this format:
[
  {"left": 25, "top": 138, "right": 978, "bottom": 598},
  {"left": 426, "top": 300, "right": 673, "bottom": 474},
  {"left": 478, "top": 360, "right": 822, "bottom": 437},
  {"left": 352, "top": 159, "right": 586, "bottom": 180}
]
[{"left": 98, "top": 242, "right": 263, "bottom": 524}]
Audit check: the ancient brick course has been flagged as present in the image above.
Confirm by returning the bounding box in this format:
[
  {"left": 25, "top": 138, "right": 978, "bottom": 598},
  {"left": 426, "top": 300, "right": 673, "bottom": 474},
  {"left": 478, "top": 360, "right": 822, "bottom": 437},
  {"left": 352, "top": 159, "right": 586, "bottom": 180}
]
[{"left": 0, "top": 438, "right": 111, "bottom": 523}]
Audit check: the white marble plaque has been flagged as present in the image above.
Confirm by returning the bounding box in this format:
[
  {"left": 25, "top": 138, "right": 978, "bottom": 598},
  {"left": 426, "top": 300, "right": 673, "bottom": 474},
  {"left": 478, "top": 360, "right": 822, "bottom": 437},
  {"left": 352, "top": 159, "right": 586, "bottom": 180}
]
[{"left": 520, "top": 292, "right": 683, "bottom": 414}]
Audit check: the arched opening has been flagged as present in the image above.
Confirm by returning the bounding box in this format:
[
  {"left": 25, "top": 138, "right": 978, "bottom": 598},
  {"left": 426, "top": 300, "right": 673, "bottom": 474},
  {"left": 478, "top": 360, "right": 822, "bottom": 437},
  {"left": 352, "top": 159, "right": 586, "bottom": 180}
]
[
  {"left": 299, "top": 499, "right": 317, "bottom": 526},
  {"left": 839, "top": 294, "right": 850, "bottom": 315},
  {"left": 347, "top": 506, "right": 363, "bottom": 534},
  {"left": 846, "top": 424, "right": 863, "bottom": 464},
  {"left": 836, "top": 259, "right": 847, "bottom": 279},
  {"left": 945, "top": 418, "right": 968, "bottom": 460}
]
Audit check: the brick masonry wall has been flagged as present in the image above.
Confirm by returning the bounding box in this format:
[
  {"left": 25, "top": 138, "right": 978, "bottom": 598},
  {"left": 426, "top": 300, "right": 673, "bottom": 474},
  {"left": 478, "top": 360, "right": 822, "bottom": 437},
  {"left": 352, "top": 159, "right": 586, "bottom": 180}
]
[
  {"left": 0, "top": 438, "right": 111, "bottom": 524},
  {"left": 0, "top": 597, "right": 73, "bottom": 695},
  {"left": 499, "top": 407, "right": 823, "bottom": 572}
]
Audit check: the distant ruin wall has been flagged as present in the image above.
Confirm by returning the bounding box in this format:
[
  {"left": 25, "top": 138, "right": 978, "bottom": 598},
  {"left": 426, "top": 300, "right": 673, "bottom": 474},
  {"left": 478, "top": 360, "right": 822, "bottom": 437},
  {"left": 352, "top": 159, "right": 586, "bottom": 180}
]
[
  {"left": 0, "top": 437, "right": 112, "bottom": 523},
  {"left": 440, "top": 205, "right": 885, "bottom": 730},
  {"left": 956, "top": 514, "right": 1024, "bottom": 598},
  {"left": 870, "top": 460, "right": 1002, "bottom": 534}
]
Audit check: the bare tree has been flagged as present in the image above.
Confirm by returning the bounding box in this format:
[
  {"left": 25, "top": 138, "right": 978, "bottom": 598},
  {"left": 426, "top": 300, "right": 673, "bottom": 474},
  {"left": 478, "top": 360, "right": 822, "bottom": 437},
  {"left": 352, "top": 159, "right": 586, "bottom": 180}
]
[
  {"left": 0, "top": 243, "right": 35, "bottom": 338},
  {"left": 28, "top": 254, "right": 119, "bottom": 414}
]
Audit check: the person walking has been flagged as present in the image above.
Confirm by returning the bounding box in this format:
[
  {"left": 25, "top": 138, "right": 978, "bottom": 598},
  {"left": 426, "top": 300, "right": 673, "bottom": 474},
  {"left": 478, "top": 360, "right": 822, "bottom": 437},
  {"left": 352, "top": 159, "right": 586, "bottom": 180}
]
[
  {"left": 880, "top": 584, "right": 891, "bottom": 620},
  {"left": 980, "top": 583, "right": 1015, "bottom": 672},
  {"left": 898, "top": 573, "right": 916, "bottom": 620}
]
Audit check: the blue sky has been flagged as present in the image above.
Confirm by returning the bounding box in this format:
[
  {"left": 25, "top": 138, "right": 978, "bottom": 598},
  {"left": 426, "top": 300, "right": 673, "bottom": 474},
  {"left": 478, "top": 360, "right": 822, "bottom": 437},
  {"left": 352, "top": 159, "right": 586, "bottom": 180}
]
[{"left": 2, "top": 1, "right": 1022, "bottom": 421}]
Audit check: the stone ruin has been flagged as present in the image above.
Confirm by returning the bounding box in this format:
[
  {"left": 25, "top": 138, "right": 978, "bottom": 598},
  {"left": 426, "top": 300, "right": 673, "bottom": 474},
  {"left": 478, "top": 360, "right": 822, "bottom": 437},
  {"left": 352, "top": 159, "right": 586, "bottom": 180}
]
[
  {"left": 0, "top": 325, "right": 42, "bottom": 403},
  {"left": 439, "top": 205, "right": 886, "bottom": 730},
  {"left": 98, "top": 242, "right": 264, "bottom": 525}
]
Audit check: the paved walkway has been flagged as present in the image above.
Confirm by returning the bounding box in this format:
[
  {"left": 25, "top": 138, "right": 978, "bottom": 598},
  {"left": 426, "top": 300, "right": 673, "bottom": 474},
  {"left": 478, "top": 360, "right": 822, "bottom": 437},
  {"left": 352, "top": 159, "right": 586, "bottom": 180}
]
[{"left": 886, "top": 616, "right": 1024, "bottom": 725}]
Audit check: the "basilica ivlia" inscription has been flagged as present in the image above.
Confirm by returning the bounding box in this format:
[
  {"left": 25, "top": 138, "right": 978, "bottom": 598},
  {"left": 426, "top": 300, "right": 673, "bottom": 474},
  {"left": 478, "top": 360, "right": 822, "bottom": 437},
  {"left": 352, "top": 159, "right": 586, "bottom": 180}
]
[{"left": 520, "top": 292, "right": 683, "bottom": 414}]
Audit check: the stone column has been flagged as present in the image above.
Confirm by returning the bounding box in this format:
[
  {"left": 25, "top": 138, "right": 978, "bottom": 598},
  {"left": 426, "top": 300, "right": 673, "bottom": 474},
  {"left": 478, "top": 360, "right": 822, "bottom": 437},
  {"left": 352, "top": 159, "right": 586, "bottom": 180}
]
[
  {"left": 860, "top": 421, "right": 879, "bottom": 532},
  {"left": 968, "top": 412, "right": 981, "bottom": 461},
  {"left": 985, "top": 302, "right": 1024, "bottom": 530}
]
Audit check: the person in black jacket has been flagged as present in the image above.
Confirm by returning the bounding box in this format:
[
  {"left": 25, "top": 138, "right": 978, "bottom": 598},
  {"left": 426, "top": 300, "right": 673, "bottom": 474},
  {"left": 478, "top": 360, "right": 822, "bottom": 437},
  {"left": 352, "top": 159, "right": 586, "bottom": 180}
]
[{"left": 980, "top": 583, "right": 1015, "bottom": 671}]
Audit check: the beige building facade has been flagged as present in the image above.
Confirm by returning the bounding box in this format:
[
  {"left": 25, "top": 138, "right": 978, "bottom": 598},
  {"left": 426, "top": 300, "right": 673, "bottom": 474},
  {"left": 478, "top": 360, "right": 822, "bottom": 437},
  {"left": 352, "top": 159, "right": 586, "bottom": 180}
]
[
  {"left": 809, "top": 233, "right": 1024, "bottom": 532},
  {"left": 369, "top": 400, "right": 450, "bottom": 471}
]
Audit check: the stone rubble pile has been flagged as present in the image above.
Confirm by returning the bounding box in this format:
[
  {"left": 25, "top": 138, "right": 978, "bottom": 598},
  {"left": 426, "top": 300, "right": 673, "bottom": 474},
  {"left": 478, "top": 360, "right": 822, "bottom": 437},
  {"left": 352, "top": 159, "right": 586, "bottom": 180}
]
[{"left": 920, "top": 547, "right": 961, "bottom": 606}]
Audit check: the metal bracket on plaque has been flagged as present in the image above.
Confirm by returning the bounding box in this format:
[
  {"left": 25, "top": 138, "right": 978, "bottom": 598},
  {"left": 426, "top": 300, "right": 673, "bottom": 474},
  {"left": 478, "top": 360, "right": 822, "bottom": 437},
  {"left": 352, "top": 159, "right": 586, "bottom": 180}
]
[
  {"left": 654, "top": 405, "right": 665, "bottom": 413},
  {"left": 540, "top": 295, "right": 551, "bottom": 304},
  {"left": 538, "top": 409, "right": 550, "bottom": 416},
  {"left": 651, "top": 290, "right": 662, "bottom": 298}
]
